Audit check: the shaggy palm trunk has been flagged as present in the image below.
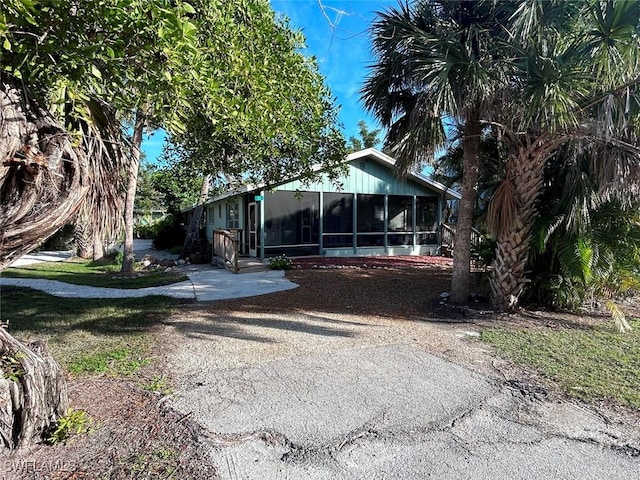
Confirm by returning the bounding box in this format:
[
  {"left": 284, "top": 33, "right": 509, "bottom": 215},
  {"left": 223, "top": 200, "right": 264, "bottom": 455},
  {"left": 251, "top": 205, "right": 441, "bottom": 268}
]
[
  {"left": 121, "top": 112, "right": 145, "bottom": 273},
  {"left": 0, "top": 328, "right": 68, "bottom": 449},
  {"left": 450, "top": 113, "right": 481, "bottom": 303},
  {"left": 74, "top": 223, "right": 94, "bottom": 259},
  {"left": 489, "top": 135, "right": 554, "bottom": 311},
  {"left": 0, "top": 80, "right": 89, "bottom": 270}
]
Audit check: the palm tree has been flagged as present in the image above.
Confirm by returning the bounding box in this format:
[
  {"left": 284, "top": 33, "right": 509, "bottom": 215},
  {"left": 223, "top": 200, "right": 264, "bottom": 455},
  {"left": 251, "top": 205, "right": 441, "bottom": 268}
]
[
  {"left": 527, "top": 147, "right": 640, "bottom": 331},
  {"left": 486, "top": 0, "right": 640, "bottom": 311},
  {"left": 362, "top": 0, "right": 512, "bottom": 303}
]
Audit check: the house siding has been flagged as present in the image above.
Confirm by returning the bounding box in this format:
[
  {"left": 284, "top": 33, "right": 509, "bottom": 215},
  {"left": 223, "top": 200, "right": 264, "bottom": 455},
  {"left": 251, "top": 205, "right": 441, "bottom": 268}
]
[
  {"left": 205, "top": 199, "right": 244, "bottom": 247},
  {"left": 276, "top": 159, "right": 437, "bottom": 197}
]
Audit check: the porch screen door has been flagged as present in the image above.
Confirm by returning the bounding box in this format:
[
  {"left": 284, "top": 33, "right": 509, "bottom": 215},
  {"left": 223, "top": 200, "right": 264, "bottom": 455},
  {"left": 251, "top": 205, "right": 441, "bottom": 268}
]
[{"left": 248, "top": 202, "right": 257, "bottom": 257}]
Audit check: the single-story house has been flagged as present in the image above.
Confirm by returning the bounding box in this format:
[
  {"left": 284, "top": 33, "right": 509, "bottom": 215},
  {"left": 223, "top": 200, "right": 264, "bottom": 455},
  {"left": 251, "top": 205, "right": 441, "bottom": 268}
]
[{"left": 205, "top": 148, "right": 460, "bottom": 260}]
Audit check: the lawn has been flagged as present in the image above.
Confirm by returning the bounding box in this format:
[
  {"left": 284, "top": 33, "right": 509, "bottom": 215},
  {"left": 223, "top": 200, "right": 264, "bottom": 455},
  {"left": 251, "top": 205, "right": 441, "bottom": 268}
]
[
  {"left": 2, "top": 256, "right": 188, "bottom": 289},
  {"left": 482, "top": 318, "right": 640, "bottom": 409},
  {"left": 0, "top": 286, "right": 180, "bottom": 377}
]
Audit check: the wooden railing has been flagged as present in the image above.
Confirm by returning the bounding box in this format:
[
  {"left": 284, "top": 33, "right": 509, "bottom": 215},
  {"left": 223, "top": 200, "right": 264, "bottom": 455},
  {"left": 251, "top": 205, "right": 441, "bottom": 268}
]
[
  {"left": 213, "top": 230, "right": 239, "bottom": 273},
  {"left": 440, "top": 223, "right": 483, "bottom": 250}
]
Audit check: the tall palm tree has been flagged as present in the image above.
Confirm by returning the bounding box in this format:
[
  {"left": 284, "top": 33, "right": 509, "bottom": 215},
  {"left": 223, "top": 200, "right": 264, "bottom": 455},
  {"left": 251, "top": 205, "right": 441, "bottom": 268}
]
[
  {"left": 487, "top": 0, "right": 640, "bottom": 310},
  {"left": 362, "top": 0, "right": 512, "bottom": 303}
]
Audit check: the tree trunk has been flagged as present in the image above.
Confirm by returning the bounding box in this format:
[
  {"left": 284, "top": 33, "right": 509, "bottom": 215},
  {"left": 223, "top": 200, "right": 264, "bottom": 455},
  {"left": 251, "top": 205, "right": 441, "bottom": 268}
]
[
  {"left": 0, "top": 80, "right": 90, "bottom": 270},
  {"left": 73, "top": 99, "right": 127, "bottom": 263},
  {"left": 74, "top": 223, "right": 93, "bottom": 259},
  {"left": 489, "top": 134, "right": 556, "bottom": 311},
  {"left": 0, "top": 327, "right": 68, "bottom": 449},
  {"left": 182, "top": 174, "right": 211, "bottom": 258},
  {"left": 450, "top": 113, "right": 481, "bottom": 303},
  {"left": 121, "top": 111, "right": 145, "bottom": 273},
  {"left": 92, "top": 228, "right": 105, "bottom": 261}
]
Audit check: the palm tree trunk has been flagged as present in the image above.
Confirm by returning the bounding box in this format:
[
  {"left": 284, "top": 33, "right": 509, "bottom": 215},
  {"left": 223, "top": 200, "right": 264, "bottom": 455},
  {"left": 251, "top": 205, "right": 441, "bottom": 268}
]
[
  {"left": 121, "top": 111, "right": 145, "bottom": 273},
  {"left": 74, "top": 223, "right": 93, "bottom": 259},
  {"left": 92, "top": 228, "right": 105, "bottom": 261},
  {"left": 0, "top": 80, "right": 90, "bottom": 270},
  {"left": 489, "top": 135, "right": 555, "bottom": 311},
  {"left": 450, "top": 113, "right": 481, "bottom": 303},
  {"left": 0, "top": 328, "right": 68, "bottom": 449}
]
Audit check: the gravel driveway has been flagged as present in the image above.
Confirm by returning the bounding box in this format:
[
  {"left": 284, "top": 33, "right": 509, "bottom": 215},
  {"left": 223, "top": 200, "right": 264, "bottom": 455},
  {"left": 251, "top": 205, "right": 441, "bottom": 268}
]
[{"left": 161, "top": 268, "right": 640, "bottom": 479}]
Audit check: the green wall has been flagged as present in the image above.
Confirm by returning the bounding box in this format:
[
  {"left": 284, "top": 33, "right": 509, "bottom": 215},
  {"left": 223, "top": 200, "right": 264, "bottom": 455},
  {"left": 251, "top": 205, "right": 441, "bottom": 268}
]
[{"left": 275, "top": 158, "right": 438, "bottom": 196}]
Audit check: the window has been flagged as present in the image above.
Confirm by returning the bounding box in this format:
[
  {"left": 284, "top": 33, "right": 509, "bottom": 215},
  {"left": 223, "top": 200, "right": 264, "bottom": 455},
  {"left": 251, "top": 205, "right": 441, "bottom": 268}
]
[
  {"left": 357, "top": 194, "right": 384, "bottom": 232},
  {"left": 356, "top": 194, "right": 385, "bottom": 248},
  {"left": 416, "top": 197, "right": 438, "bottom": 245},
  {"left": 226, "top": 202, "right": 239, "bottom": 229},
  {"left": 387, "top": 195, "right": 413, "bottom": 246},
  {"left": 388, "top": 196, "right": 412, "bottom": 232}
]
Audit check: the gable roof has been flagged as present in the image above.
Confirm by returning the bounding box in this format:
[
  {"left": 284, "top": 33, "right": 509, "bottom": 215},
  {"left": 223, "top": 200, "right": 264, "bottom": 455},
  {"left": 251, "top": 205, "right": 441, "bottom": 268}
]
[
  {"left": 210, "top": 148, "right": 461, "bottom": 203},
  {"left": 346, "top": 148, "right": 461, "bottom": 200}
]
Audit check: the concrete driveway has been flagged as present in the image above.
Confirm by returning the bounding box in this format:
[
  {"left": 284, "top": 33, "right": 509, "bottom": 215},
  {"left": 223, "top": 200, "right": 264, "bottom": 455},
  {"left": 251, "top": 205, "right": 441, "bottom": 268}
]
[{"left": 164, "top": 308, "right": 640, "bottom": 479}]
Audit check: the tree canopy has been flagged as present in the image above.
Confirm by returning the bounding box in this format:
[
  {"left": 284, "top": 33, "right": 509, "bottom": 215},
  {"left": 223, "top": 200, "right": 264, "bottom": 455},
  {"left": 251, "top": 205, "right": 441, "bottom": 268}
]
[{"left": 0, "top": 0, "right": 345, "bottom": 268}]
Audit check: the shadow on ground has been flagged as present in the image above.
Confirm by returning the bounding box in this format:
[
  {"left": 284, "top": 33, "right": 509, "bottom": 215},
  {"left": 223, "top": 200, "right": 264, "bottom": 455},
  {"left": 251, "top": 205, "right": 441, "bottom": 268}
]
[{"left": 0, "top": 286, "right": 183, "bottom": 337}]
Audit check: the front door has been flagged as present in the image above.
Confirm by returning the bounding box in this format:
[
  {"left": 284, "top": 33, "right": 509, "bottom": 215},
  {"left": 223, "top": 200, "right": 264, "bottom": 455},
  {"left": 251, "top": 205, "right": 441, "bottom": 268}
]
[{"left": 248, "top": 202, "right": 257, "bottom": 257}]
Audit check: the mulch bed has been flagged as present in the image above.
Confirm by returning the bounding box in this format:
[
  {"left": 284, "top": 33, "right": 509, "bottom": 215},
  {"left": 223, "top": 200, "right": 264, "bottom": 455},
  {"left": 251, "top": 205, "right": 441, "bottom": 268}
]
[{"left": 292, "top": 254, "right": 453, "bottom": 269}]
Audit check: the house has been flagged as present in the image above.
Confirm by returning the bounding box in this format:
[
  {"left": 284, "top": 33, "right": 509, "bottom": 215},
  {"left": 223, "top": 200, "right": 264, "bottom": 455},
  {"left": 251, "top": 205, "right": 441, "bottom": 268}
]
[{"left": 205, "top": 148, "right": 460, "bottom": 260}]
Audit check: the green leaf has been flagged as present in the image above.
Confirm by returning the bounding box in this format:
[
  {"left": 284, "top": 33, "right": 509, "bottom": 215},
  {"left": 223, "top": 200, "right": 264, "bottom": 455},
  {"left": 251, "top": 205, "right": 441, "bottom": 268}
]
[
  {"left": 2, "top": 37, "right": 10, "bottom": 51},
  {"left": 90, "top": 64, "right": 102, "bottom": 79},
  {"left": 182, "top": 3, "right": 196, "bottom": 15}
]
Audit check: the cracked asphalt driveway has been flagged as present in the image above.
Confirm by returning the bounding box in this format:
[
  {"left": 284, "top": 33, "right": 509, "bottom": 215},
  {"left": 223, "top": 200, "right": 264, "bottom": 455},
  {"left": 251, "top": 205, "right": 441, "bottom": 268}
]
[{"left": 163, "top": 307, "right": 640, "bottom": 479}]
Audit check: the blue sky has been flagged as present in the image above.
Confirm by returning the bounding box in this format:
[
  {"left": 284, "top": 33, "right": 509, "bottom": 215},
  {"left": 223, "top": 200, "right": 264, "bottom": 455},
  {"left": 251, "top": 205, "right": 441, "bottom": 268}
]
[
  {"left": 142, "top": 0, "right": 397, "bottom": 163},
  {"left": 270, "top": 0, "right": 397, "bottom": 139}
]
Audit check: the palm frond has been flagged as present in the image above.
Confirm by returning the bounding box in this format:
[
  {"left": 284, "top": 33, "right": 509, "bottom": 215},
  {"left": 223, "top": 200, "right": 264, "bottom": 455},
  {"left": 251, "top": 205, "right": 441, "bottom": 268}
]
[{"left": 606, "top": 300, "right": 632, "bottom": 333}]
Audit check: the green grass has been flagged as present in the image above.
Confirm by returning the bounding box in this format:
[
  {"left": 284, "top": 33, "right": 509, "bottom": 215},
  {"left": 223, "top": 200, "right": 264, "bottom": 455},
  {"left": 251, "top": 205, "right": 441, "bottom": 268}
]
[
  {"left": 0, "top": 286, "right": 180, "bottom": 377},
  {"left": 2, "top": 256, "right": 188, "bottom": 288},
  {"left": 482, "top": 318, "right": 640, "bottom": 409},
  {"left": 68, "top": 347, "right": 151, "bottom": 376}
]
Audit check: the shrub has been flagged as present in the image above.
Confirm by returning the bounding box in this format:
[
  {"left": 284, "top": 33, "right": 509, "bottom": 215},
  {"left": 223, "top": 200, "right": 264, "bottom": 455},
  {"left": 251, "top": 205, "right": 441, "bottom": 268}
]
[
  {"left": 41, "top": 224, "right": 75, "bottom": 251},
  {"left": 46, "top": 409, "right": 91, "bottom": 445},
  {"left": 152, "top": 216, "right": 186, "bottom": 250},
  {"left": 471, "top": 236, "right": 496, "bottom": 269},
  {"left": 268, "top": 254, "right": 293, "bottom": 270}
]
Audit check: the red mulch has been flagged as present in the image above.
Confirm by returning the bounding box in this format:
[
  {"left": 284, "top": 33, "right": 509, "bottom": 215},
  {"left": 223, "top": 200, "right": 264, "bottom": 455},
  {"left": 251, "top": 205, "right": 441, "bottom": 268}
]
[{"left": 292, "top": 255, "right": 453, "bottom": 269}]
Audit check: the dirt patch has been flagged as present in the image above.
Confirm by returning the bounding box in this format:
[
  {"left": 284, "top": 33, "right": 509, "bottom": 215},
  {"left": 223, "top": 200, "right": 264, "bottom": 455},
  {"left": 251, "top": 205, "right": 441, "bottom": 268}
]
[{"left": 1, "top": 379, "right": 216, "bottom": 480}]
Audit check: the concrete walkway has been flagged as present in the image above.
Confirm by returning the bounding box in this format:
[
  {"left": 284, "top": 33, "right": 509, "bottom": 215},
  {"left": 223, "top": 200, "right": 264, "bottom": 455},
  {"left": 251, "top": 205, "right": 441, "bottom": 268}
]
[{"left": 1, "top": 241, "right": 297, "bottom": 301}]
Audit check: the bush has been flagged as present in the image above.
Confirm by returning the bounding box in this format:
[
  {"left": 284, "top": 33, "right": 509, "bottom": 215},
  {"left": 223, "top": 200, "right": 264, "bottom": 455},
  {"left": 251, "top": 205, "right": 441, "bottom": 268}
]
[
  {"left": 268, "top": 254, "right": 293, "bottom": 270},
  {"left": 471, "top": 236, "right": 496, "bottom": 269},
  {"left": 41, "top": 224, "right": 75, "bottom": 251},
  {"left": 135, "top": 222, "right": 161, "bottom": 239},
  {"left": 152, "top": 216, "right": 186, "bottom": 251}
]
